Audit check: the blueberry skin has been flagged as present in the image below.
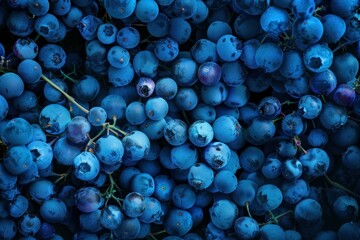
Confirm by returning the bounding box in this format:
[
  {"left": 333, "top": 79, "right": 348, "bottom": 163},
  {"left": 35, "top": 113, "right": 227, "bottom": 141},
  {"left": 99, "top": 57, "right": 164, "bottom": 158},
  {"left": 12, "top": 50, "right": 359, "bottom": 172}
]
[
  {"left": 27, "top": 141, "right": 52, "bottom": 170},
  {"left": 6, "top": 10, "right": 35, "bottom": 37},
  {"left": 100, "top": 205, "right": 124, "bottom": 230},
  {"left": 18, "top": 214, "right": 41, "bottom": 236},
  {"left": 131, "top": 173, "right": 155, "bottom": 197},
  {"left": 204, "top": 142, "right": 231, "bottom": 169},
  {"left": 299, "top": 148, "right": 330, "bottom": 177},
  {"left": 38, "top": 44, "right": 66, "bottom": 70},
  {"left": 0, "top": 219, "right": 17, "bottom": 240},
  {"left": 39, "top": 104, "right": 71, "bottom": 135},
  {"left": 188, "top": 120, "right": 214, "bottom": 147},
  {"left": 3, "top": 146, "right": 33, "bottom": 175},
  {"left": 210, "top": 199, "right": 239, "bottom": 230},
  {"left": 163, "top": 119, "right": 188, "bottom": 146},
  {"left": 53, "top": 136, "right": 82, "bottom": 166},
  {"left": 13, "top": 37, "right": 39, "bottom": 60},
  {"left": 77, "top": 15, "right": 103, "bottom": 41},
  {"left": 216, "top": 34, "right": 243, "bottom": 62},
  {"left": 154, "top": 37, "right": 179, "bottom": 62},
  {"left": 73, "top": 152, "right": 101, "bottom": 181},
  {"left": 256, "top": 184, "right": 283, "bottom": 211},
  {"left": 260, "top": 6, "right": 290, "bottom": 36},
  {"left": 3, "top": 118, "right": 33, "bottom": 146},
  {"left": 164, "top": 209, "right": 193, "bottom": 237},
  {"left": 29, "top": 179, "right": 54, "bottom": 203},
  {"left": 259, "top": 224, "right": 285, "bottom": 240},
  {"left": 303, "top": 43, "right": 333, "bottom": 73},
  {"left": 0, "top": 72, "right": 25, "bottom": 99},
  {"left": 104, "top": 0, "right": 136, "bottom": 19},
  {"left": 122, "top": 130, "right": 151, "bottom": 163},
  {"left": 191, "top": 39, "right": 218, "bottom": 63},
  {"left": 40, "top": 198, "right": 67, "bottom": 223},
  {"left": 294, "top": 199, "right": 322, "bottom": 225},
  {"left": 154, "top": 175, "right": 176, "bottom": 201},
  {"left": 107, "top": 46, "right": 130, "bottom": 69},
  {"left": 281, "top": 159, "right": 303, "bottom": 181},
  {"left": 255, "top": 43, "right": 284, "bottom": 73},
  {"left": 214, "top": 170, "right": 238, "bottom": 194},
  {"left": 188, "top": 163, "right": 214, "bottom": 190},
  {"left": 333, "top": 195, "right": 359, "bottom": 222},
  {"left": 97, "top": 23, "right": 117, "bottom": 45},
  {"left": 122, "top": 192, "right": 146, "bottom": 218},
  {"left": 9, "top": 194, "right": 28, "bottom": 218},
  {"left": 75, "top": 187, "right": 104, "bottom": 213},
  {"left": 234, "top": 217, "right": 260, "bottom": 240},
  {"left": 319, "top": 102, "right": 348, "bottom": 131},
  {"left": 117, "top": 27, "right": 140, "bottom": 49},
  {"left": 298, "top": 95, "right": 322, "bottom": 119},
  {"left": 138, "top": 197, "right": 164, "bottom": 223},
  {"left": 113, "top": 217, "right": 141, "bottom": 239},
  {"left": 79, "top": 210, "right": 103, "bottom": 233},
  {"left": 95, "top": 135, "right": 124, "bottom": 165},
  {"left": 0, "top": 163, "right": 17, "bottom": 191}
]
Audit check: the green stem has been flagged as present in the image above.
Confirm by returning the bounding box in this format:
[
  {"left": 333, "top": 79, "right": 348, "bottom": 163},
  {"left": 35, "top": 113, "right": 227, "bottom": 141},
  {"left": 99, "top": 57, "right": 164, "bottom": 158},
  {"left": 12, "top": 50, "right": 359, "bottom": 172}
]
[
  {"left": 268, "top": 211, "right": 278, "bottom": 224},
  {"left": 41, "top": 74, "right": 89, "bottom": 114},
  {"left": 60, "top": 70, "right": 78, "bottom": 83},
  {"left": 85, "top": 124, "right": 107, "bottom": 151},
  {"left": 245, "top": 202, "right": 252, "bottom": 218},
  {"left": 272, "top": 117, "right": 283, "bottom": 123},
  {"left": 260, "top": 210, "right": 293, "bottom": 226},
  {"left": 109, "top": 174, "right": 122, "bottom": 196},
  {"left": 108, "top": 125, "right": 127, "bottom": 136},
  {"left": 182, "top": 111, "right": 190, "bottom": 125},
  {"left": 260, "top": 34, "right": 268, "bottom": 44},
  {"left": 149, "top": 234, "right": 158, "bottom": 240},
  {"left": 34, "top": 34, "right": 41, "bottom": 42},
  {"left": 293, "top": 136, "right": 307, "bottom": 154},
  {"left": 333, "top": 41, "right": 355, "bottom": 53},
  {"left": 324, "top": 174, "right": 360, "bottom": 199},
  {"left": 54, "top": 167, "right": 72, "bottom": 184},
  {"left": 321, "top": 95, "right": 327, "bottom": 103},
  {"left": 274, "top": 210, "right": 293, "bottom": 221},
  {"left": 152, "top": 230, "right": 167, "bottom": 236},
  {"left": 282, "top": 100, "right": 297, "bottom": 105}
]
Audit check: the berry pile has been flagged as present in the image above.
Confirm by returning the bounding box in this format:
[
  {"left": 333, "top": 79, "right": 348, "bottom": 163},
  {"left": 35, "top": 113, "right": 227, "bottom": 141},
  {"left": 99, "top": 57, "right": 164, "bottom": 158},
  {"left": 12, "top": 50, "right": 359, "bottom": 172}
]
[{"left": 1, "top": 0, "right": 360, "bottom": 239}]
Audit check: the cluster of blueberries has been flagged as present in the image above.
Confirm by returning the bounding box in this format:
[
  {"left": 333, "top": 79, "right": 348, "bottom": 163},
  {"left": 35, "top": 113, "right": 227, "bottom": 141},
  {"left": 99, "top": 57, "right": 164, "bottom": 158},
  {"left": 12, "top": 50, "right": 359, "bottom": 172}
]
[{"left": 1, "top": 0, "right": 360, "bottom": 239}]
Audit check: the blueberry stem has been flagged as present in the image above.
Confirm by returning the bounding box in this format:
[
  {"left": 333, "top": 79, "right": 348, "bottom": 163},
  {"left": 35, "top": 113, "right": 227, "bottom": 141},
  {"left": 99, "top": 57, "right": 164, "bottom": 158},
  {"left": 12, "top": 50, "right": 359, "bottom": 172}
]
[
  {"left": 108, "top": 125, "right": 127, "bottom": 136},
  {"left": 182, "top": 111, "right": 190, "bottom": 125},
  {"left": 259, "top": 210, "right": 293, "bottom": 226},
  {"left": 245, "top": 202, "right": 252, "bottom": 218},
  {"left": 109, "top": 174, "right": 122, "bottom": 194},
  {"left": 85, "top": 124, "right": 107, "bottom": 151},
  {"left": 54, "top": 167, "right": 72, "bottom": 184},
  {"left": 333, "top": 40, "right": 356, "bottom": 53},
  {"left": 260, "top": 34, "right": 268, "bottom": 44},
  {"left": 323, "top": 174, "right": 360, "bottom": 199},
  {"left": 272, "top": 117, "right": 283, "bottom": 123},
  {"left": 104, "top": 174, "right": 123, "bottom": 207},
  {"left": 311, "top": 119, "right": 316, "bottom": 128},
  {"left": 268, "top": 210, "right": 278, "bottom": 224},
  {"left": 41, "top": 74, "right": 90, "bottom": 114},
  {"left": 152, "top": 230, "right": 167, "bottom": 236},
  {"left": 348, "top": 116, "right": 360, "bottom": 123},
  {"left": 320, "top": 95, "right": 327, "bottom": 103},
  {"left": 293, "top": 136, "right": 307, "bottom": 154},
  {"left": 60, "top": 70, "right": 78, "bottom": 83},
  {"left": 34, "top": 34, "right": 41, "bottom": 42},
  {"left": 281, "top": 100, "right": 297, "bottom": 105},
  {"left": 149, "top": 234, "right": 158, "bottom": 240},
  {"left": 48, "top": 136, "right": 60, "bottom": 146}
]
